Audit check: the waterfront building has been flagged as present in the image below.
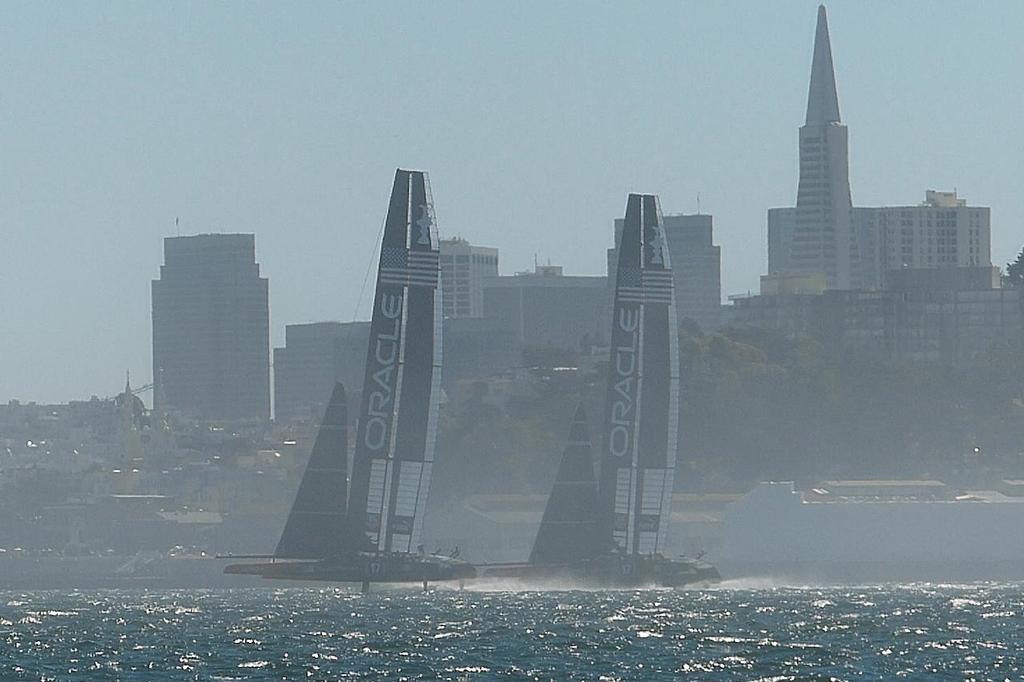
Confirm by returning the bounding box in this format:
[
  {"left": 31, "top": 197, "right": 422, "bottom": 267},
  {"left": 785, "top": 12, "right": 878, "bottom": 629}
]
[
  {"left": 439, "top": 238, "right": 498, "bottom": 319},
  {"left": 609, "top": 213, "right": 722, "bottom": 333},
  {"left": 152, "top": 234, "right": 269, "bottom": 421}
]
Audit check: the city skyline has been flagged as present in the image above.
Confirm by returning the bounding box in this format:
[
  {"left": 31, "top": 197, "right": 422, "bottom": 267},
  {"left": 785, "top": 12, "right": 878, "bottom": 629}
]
[{"left": 3, "top": 1, "right": 1022, "bottom": 402}]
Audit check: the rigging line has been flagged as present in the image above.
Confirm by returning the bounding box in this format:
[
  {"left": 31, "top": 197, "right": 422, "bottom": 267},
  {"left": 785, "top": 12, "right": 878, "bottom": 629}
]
[
  {"left": 351, "top": 214, "right": 388, "bottom": 325},
  {"left": 338, "top": 213, "right": 388, "bottom": 394}
]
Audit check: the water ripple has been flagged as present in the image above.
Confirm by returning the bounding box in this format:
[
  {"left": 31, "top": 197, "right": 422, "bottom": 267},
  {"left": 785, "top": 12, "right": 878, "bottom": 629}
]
[{"left": 1, "top": 585, "right": 1024, "bottom": 679}]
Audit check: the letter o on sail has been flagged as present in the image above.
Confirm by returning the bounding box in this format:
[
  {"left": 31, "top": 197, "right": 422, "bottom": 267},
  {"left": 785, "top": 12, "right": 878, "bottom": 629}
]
[
  {"left": 609, "top": 425, "right": 630, "bottom": 458},
  {"left": 365, "top": 417, "right": 388, "bottom": 451}
]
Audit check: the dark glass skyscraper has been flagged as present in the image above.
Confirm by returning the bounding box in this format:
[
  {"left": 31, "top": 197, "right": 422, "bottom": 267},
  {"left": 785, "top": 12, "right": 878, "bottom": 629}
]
[{"left": 152, "top": 234, "right": 270, "bottom": 421}]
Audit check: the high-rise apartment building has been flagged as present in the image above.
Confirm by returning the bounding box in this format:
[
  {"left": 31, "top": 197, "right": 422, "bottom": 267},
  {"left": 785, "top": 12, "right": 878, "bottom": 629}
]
[
  {"left": 439, "top": 238, "right": 498, "bottom": 319},
  {"left": 609, "top": 213, "right": 722, "bottom": 333},
  {"left": 873, "top": 190, "right": 991, "bottom": 279},
  {"left": 152, "top": 234, "right": 269, "bottom": 421},
  {"left": 770, "top": 5, "right": 856, "bottom": 290}
]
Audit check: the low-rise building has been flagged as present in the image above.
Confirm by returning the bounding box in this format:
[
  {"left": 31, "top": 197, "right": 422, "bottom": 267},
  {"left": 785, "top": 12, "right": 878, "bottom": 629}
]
[
  {"left": 726, "top": 268, "right": 1024, "bottom": 367},
  {"left": 483, "top": 265, "right": 608, "bottom": 350}
]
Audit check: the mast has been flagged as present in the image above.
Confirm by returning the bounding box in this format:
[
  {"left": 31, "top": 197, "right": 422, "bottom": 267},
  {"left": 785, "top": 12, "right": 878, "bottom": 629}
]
[
  {"left": 348, "top": 169, "right": 442, "bottom": 554},
  {"left": 598, "top": 193, "right": 679, "bottom": 556}
]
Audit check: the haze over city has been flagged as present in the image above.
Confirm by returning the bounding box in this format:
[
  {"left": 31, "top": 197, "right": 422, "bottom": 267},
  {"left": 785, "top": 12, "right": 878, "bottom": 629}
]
[
  {"left": 8, "top": 6, "right": 1024, "bottom": 677},
  {"left": 3, "top": 0, "right": 1023, "bottom": 403}
]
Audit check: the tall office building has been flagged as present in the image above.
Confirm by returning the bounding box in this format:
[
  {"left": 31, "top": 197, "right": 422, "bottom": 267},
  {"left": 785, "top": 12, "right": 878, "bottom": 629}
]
[
  {"left": 770, "top": 5, "right": 856, "bottom": 290},
  {"left": 439, "top": 238, "right": 498, "bottom": 319},
  {"left": 152, "top": 234, "right": 269, "bottom": 421},
  {"left": 609, "top": 213, "right": 722, "bottom": 333}
]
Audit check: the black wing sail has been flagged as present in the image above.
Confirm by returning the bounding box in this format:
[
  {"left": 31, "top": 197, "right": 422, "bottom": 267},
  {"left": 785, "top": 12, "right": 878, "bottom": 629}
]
[
  {"left": 384, "top": 171, "right": 442, "bottom": 553},
  {"left": 598, "top": 193, "right": 679, "bottom": 556},
  {"left": 348, "top": 168, "right": 442, "bottom": 554},
  {"left": 633, "top": 194, "right": 679, "bottom": 554},
  {"left": 275, "top": 382, "right": 351, "bottom": 559},
  {"left": 529, "top": 404, "right": 600, "bottom": 565}
]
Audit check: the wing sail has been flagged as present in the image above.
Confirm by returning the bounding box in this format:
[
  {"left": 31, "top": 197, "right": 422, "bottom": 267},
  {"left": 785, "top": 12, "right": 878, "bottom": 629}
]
[
  {"left": 348, "top": 169, "right": 442, "bottom": 553},
  {"left": 598, "top": 193, "right": 679, "bottom": 556}
]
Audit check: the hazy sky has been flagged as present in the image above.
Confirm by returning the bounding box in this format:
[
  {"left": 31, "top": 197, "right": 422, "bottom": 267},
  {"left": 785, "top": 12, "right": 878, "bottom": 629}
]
[{"left": 2, "top": 1, "right": 1022, "bottom": 403}]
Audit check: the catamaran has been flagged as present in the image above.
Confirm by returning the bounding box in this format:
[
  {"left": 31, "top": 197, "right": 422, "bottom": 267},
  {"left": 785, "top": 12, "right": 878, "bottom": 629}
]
[
  {"left": 224, "top": 169, "right": 475, "bottom": 590},
  {"left": 484, "top": 193, "right": 719, "bottom": 587}
]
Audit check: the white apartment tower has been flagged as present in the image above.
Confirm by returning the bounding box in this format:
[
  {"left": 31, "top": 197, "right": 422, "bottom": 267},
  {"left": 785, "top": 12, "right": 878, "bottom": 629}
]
[
  {"left": 439, "top": 237, "right": 498, "bottom": 319},
  {"left": 876, "top": 190, "right": 991, "bottom": 274}
]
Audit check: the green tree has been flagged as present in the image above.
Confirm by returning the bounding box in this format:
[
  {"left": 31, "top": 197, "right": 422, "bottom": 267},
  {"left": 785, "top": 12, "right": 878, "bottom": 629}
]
[{"left": 1004, "top": 246, "right": 1024, "bottom": 287}]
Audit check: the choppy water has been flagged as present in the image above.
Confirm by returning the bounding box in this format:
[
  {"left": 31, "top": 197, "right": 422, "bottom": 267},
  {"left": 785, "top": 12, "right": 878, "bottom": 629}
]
[{"left": 2, "top": 583, "right": 1024, "bottom": 680}]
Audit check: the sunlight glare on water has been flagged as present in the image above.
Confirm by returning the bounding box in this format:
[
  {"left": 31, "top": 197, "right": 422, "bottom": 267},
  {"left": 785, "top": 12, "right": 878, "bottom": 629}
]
[{"left": 1, "top": 585, "right": 1024, "bottom": 679}]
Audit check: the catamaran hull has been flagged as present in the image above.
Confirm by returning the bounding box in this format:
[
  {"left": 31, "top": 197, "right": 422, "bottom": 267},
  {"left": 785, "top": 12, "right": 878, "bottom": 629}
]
[
  {"left": 484, "top": 555, "right": 720, "bottom": 589},
  {"left": 225, "top": 553, "right": 476, "bottom": 584}
]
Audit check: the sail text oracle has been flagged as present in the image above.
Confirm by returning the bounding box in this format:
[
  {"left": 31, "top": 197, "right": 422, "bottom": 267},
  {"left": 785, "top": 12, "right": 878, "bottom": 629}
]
[
  {"left": 364, "top": 292, "right": 403, "bottom": 451},
  {"left": 608, "top": 306, "right": 640, "bottom": 458}
]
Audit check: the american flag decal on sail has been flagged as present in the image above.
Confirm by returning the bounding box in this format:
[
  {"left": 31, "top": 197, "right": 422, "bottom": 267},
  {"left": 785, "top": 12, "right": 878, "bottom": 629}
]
[
  {"left": 379, "top": 247, "right": 439, "bottom": 288},
  {"left": 641, "top": 269, "right": 673, "bottom": 304},
  {"left": 617, "top": 267, "right": 643, "bottom": 304},
  {"left": 617, "top": 267, "right": 673, "bottom": 305}
]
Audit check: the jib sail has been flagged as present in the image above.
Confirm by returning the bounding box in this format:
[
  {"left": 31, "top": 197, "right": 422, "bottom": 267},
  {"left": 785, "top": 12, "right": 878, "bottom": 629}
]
[
  {"left": 275, "top": 382, "right": 353, "bottom": 558},
  {"left": 530, "top": 404, "right": 601, "bottom": 565}
]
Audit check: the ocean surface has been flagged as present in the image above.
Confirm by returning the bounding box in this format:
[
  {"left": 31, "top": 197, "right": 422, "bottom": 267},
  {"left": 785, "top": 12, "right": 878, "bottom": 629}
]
[{"left": 2, "top": 583, "right": 1024, "bottom": 680}]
